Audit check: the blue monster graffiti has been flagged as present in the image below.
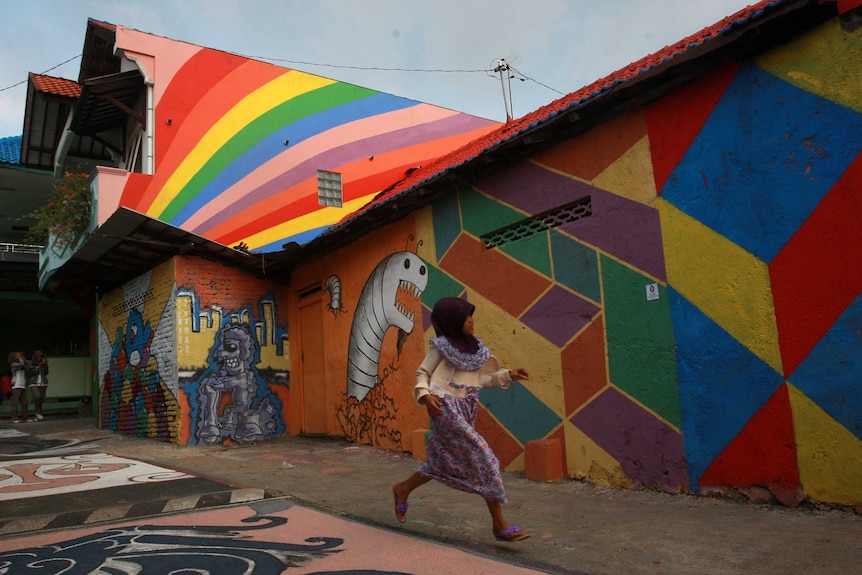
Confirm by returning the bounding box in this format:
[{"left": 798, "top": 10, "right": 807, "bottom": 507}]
[
  {"left": 189, "top": 322, "right": 284, "bottom": 445},
  {"left": 101, "top": 308, "right": 176, "bottom": 441}
]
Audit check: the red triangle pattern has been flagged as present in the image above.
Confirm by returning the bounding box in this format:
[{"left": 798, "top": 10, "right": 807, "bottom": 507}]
[
  {"left": 700, "top": 384, "right": 799, "bottom": 488},
  {"left": 770, "top": 152, "right": 862, "bottom": 376},
  {"left": 475, "top": 404, "right": 524, "bottom": 470},
  {"left": 532, "top": 110, "right": 647, "bottom": 181},
  {"left": 644, "top": 61, "right": 741, "bottom": 193}
]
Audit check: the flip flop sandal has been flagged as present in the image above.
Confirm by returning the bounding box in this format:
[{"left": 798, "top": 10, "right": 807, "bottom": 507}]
[
  {"left": 393, "top": 491, "right": 408, "bottom": 523},
  {"left": 495, "top": 525, "right": 531, "bottom": 542}
]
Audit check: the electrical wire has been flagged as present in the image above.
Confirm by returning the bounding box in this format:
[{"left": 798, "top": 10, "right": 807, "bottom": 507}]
[
  {"left": 0, "top": 55, "right": 82, "bottom": 93},
  {"left": 0, "top": 53, "right": 565, "bottom": 99},
  {"left": 508, "top": 64, "right": 566, "bottom": 96},
  {"left": 232, "top": 53, "right": 489, "bottom": 74}
]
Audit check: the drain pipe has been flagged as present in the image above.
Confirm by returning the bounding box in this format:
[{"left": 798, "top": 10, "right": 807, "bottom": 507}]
[{"left": 53, "top": 114, "right": 75, "bottom": 178}]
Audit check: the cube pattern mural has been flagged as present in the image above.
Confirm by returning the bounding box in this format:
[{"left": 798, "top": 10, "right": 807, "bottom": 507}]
[{"left": 413, "top": 17, "right": 862, "bottom": 504}]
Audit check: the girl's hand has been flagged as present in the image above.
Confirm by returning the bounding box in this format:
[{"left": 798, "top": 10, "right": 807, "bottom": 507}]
[
  {"left": 420, "top": 394, "right": 443, "bottom": 418},
  {"left": 509, "top": 368, "right": 530, "bottom": 382}
]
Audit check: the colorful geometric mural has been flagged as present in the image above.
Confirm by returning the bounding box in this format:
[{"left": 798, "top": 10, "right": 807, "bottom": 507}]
[
  {"left": 413, "top": 159, "right": 683, "bottom": 492},
  {"left": 646, "top": 18, "right": 862, "bottom": 505},
  {"left": 105, "top": 25, "right": 500, "bottom": 252},
  {"left": 357, "top": 15, "right": 861, "bottom": 505}
]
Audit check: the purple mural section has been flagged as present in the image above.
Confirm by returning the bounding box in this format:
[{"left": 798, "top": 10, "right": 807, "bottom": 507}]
[
  {"left": 483, "top": 163, "right": 666, "bottom": 281},
  {"left": 520, "top": 285, "right": 599, "bottom": 347},
  {"left": 571, "top": 387, "right": 688, "bottom": 492}
]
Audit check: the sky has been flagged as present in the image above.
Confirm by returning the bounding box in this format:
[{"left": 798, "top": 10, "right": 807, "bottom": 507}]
[{"left": 0, "top": 0, "right": 756, "bottom": 138}]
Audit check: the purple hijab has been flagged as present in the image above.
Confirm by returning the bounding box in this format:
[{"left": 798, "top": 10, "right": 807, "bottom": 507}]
[{"left": 430, "top": 297, "right": 479, "bottom": 354}]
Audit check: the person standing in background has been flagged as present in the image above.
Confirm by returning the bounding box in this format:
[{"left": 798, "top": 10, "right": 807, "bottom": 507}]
[
  {"left": 8, "top": 352, "right": 31, "bottom": 423},
  {"left": 0, "top": 370, "right": 11, "bottom": 404},
  {"left": 28, "top": 350, "right": 49, "bottom": 421}
]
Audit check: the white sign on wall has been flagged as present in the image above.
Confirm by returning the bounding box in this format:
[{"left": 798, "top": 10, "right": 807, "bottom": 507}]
[{"left": 646, "top": 283, "right": 660, "bottom": 301}]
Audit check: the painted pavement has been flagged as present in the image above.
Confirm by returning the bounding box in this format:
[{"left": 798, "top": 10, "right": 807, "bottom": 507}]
[
  {"left": 0, "top": 500, "right": 547, "bottom": 574},
  {"left": 0, "top": 430, "right": 268, "bottom": 537}
]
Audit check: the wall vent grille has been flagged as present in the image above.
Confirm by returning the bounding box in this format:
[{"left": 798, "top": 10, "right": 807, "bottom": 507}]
[{"left": 480, "top": 195, "right": 592, "bottom": 248}]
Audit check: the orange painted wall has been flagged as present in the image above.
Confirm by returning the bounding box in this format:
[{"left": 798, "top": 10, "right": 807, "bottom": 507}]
[{"left": 290, "top": 217, "right": 429, "bottom": 452}]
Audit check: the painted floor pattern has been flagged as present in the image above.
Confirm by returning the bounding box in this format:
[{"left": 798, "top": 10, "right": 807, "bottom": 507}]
[
  {"left": 0, "top": 431, "right": 272, "bottom": 537},
  {"left": 0, "top": 500, "right": 547, "bottom": 574}
]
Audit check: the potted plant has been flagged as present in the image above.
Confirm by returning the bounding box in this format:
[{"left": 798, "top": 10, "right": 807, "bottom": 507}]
[{"left": 24, "top": 171, "right": 93, "bottom": 247}]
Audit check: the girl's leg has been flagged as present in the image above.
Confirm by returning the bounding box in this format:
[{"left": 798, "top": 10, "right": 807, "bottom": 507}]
[
  {"left": 486, "top": 499, "right": 529, "bottom": 540},
  {"left": 11, "top": 389, "right": 22, "bottom": 420},
  {"left": 487, "top": 500, "right": 508, "bottom": 534},
  {"left": 392, "top": 472, "right": 432, "bottom": 522},
  {"left": 393, "top": 472, "right": 431, "bottom": 504},
  {"left": 31, "top": 386, "right": 44, "bottom": 417}
]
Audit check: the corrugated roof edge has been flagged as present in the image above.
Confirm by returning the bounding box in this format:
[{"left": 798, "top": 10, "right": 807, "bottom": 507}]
[
  {"left": 323, "top": 0, "right": 786, "bottom": 237},
  {"left": 0, "top": 135, "right": 23, "bottom": 164}
]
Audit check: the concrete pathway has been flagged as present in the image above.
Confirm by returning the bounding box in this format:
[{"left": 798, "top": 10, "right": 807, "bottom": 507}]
[{"left": 3, "top": 417, "right": 862, "bottom": 575}]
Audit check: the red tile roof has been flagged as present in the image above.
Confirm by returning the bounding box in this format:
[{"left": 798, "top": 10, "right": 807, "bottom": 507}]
[
  {"left": 329, "top": 0, "right": 786, "bottom": 232},
  {"left": 89, "top": 18, "right": 117, "bottom": 31},
  {"left": 30, "top": 73, "right": 82, "bottom": 99}
]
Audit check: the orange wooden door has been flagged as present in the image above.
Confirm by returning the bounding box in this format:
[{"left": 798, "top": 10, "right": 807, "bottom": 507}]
[{"left": 299, "top": 295, "right": 327, "bottom": 434}]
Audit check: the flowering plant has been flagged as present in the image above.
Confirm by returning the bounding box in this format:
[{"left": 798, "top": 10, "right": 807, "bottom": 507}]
[{"left": 24, "top": 171, "right": 93, "bottom": 246}]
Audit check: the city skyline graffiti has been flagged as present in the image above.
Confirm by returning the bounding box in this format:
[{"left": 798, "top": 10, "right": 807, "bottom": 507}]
[
  {"left": 178, "top": 288, "right": 289, "bottom": 446},
  {"left": 186, "top": 321, "right": 284, "bottom": 445}
]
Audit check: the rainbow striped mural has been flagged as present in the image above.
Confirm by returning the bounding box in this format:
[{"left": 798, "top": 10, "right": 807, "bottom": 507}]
[{"left": 113, "top": 27, "right": 499, "bottom": 252}]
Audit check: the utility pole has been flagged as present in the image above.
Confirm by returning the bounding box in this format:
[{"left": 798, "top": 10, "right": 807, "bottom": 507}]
[{"left": 494, "top": 59, "right": 513, "bottom": 122}]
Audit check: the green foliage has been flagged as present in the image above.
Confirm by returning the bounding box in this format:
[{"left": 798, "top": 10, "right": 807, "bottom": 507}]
[{"left": 24, "top": 171, "right": 92, "bottom": 246}]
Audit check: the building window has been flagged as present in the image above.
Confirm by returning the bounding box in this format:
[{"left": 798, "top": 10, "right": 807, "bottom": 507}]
[
  {"left": 317, "top": 170, "right": 343, "bottom": 207},
  {"left": 480, "top": 195, "right": 592, "bottom": 248}
]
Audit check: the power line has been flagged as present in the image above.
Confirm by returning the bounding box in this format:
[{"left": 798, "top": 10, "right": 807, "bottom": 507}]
[
  {"left": 0, "top": 55, "right": 82, "bottom": 93},
  {"left": 0, "top": 52, "right": 565, "bottom": 102},
  {"left": 508, "top": 64, "right": 566, "bottom": 96},
  {"left": 234, "top": 53, "right": 489, "bottom": 74}
]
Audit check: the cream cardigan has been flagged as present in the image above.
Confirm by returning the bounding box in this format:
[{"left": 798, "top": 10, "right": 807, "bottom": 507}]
[{"left": 413, "top": 346, "right": 513, "bottom": 403}]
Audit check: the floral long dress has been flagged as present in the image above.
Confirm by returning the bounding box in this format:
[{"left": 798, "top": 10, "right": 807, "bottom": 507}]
[{"left": 418, "top": 383, "right": 507, "bottom": 503}]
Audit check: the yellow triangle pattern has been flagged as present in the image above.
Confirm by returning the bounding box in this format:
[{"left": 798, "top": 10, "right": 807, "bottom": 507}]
[
  {"left": 658, "top": 198, "right": 783, "bottom": 373},
  {"left": 563, "top": 420, "right": 634, "bottom": 488},
  {"left": 755, "top": 18, "right": 862, "bottom": 114},
  {"left": 788, "top": 383, "right": 862, "bottom": 506},
  {"left": 592, "top": 135, "right": 658, "bottom": 206}
]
